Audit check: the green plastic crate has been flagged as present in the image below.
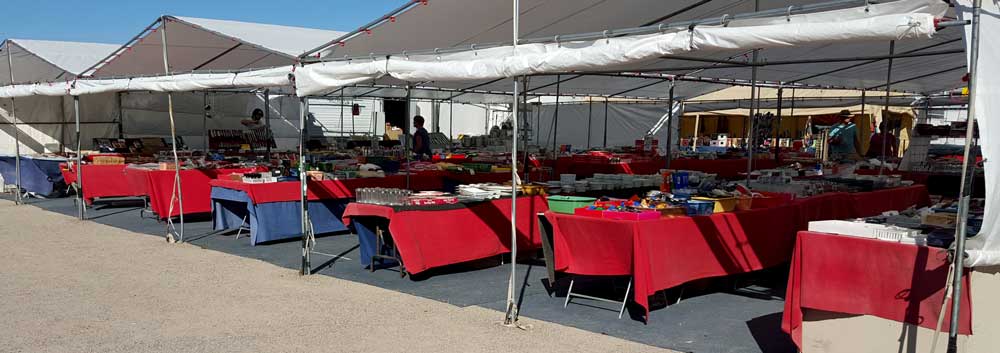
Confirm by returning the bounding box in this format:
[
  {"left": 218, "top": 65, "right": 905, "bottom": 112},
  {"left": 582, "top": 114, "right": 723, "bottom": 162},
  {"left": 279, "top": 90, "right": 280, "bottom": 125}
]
[{"left": 548, "top": 195, "right": 597, "bottom": 214}]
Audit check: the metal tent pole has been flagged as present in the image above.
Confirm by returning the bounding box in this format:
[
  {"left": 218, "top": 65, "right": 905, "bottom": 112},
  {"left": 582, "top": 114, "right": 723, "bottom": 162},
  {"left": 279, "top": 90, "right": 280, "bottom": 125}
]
[
  {"left": 299, "top": 97, "right": 312, "bottom": 275},
  {"left": 603, "top": 98, "right": 609, "bottom": 147},
  {"left": 879, "top": 41, "right": 896, "bottom": 176},
  {"left": 521, "top": 77, "right": 531, "bottom": 183},
  {"left": 404, "top": 86, "right": 411, "bottom": 190},
  {"left": 745, "top": 49, "right": 760, "bottom": 187},
  {"left": 160, "top": 16, "right": 183, "bottom": 243},
  {"left": 665, "top": 79, "right": 676, "bottom": 169},
  {"left": 202, "top": 93, "right": 209, "bottom": 150},
  {"left": 449, "top": 100, "right": 454, "bottom": 147},
  {"left": 692, "top": 115, "right": 700, "bottom": 152},
  {"left": 947, "top": 1, "right": 982, "bottom": 351},
  {"left": 552, "top": 75, "right": 561, "bottom": 153},
  {"left": 587, "top": 99, "right": 593, "bottom": 148},
  {"left": 774, "top": 87, "right": 784, "bottom": 164},
  {"left": 264, "top": 89, "right": 271, "bottom": 159},
  {"left": 74, "top": 97, "right": 84, "bottom": 220},
  {"left": 503, "top": 0, "right": 521, "bottom": 326},
  {"left": 6, "top": 42, "right": 21, "bottom": 205}
]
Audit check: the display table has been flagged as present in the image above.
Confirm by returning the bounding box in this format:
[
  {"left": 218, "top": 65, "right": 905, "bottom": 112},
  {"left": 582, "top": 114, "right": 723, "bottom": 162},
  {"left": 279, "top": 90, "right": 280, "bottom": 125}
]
[
  {"left": 545, "top": 185, "right": 932, "bottom": 320},
  {"left": 210, "top": 182, "right": 350, "bottom": 245},
  {"left": 124, "top": 166, "right": 267, "bottom": 219},
  {"left": 549, "top": 157, "right": 781, "bottom": 179},
  {"left": 342, "top": 196, "right": 549, "bottom": 275},
  {"left": 0, "top": 155, "right": 67, "bottom": 197},
  {"left": 782, "top": 231, "right": 972, "bottom": 349},
  {"left": 856, "top": 169, "right": 986, "bottom": 198},
  {"left": 61, "top": 164, "right": 142, "bottom": 205}
]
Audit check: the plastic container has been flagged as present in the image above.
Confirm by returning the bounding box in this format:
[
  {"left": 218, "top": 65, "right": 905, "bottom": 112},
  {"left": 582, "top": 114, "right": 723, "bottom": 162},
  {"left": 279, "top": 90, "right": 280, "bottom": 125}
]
[
  {"left": 684, "top": 200, "right": 715, "bottom": 216},
  {"left": 548, "top": 195, "right": 598, "bottom": 214},
  {"left": 671, "top": 172, "right": 690, "bottom": 190},
  {"left": 692, "top": 196, "right": 738, "bottom": 213},
  {"left": 573, "top": 207, "right": 604, "bottom": 218}
]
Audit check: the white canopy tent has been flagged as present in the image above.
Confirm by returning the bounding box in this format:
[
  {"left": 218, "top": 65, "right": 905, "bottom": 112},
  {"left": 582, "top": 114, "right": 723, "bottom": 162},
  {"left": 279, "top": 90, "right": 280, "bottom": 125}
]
[
  {"left": 0, "top": 39, "right": 121, "bottom": 155},
  {"left": 289, "top": 0, "right": 989, "bottom": 334}
]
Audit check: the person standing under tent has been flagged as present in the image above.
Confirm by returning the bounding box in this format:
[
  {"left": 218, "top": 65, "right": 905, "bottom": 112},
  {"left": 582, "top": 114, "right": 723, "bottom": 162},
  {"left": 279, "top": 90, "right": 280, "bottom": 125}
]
[
  {"left": 828, "top": 109, "right": 862, "bottom": 162},
  {"left": 866, "top": 121, "right": 898, "bottom": 159},
  {"left": 412, "top": 115, "right": 432, "bottom": 160}
]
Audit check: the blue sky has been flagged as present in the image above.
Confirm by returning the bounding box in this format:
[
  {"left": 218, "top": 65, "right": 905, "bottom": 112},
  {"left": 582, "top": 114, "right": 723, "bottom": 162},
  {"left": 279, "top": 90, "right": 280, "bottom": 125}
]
[{"left": 0, "top": 0, "right": 408, "bottom": 44}]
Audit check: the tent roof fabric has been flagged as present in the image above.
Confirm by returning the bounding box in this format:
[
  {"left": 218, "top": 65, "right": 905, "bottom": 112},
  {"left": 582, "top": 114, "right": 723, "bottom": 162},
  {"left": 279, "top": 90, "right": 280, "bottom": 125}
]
[
  {"left": 0, "top": 39, "right": 119, "bottom": 85},
  {"left": 87, "top": 16, "right": 345, "bottom": 78},
  {"left": 174, "top": 16, "right": 346, "bottom": 57},
  {"left": 307, "top": 0, "right": 965, "bottom": 96}
]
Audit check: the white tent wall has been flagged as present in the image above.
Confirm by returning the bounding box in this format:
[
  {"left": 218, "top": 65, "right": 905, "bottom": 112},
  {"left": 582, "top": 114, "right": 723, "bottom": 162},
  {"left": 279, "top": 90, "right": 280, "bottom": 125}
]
[
  {"left": 411, "top": 100, "right": 490, "bottom": 138},
  {"left": 0, "top": 93, "right": 119, "bottom": 154},
  {"left": 533, "top": 102, "right": 677, "bottom": 152},
  {"left": 957, "top": 0, "right": 998, "bottom": 267},
  {"left": 120, "top": 91, "right": 300, "bottom": 151}
]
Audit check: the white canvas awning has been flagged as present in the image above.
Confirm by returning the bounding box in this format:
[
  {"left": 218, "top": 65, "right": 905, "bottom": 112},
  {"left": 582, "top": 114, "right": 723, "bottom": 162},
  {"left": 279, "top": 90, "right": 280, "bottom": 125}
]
[
  {"left": 84, "top": 16, "right": 345, "bottom": 78},
  {"left": 0, "top": 39, "right": 119, "bottom": 85},
  {"left": 301, "top": 0, "right": 965, "bottom": 98},
  {"left": 295, "top": 0, "right": 948, "bottom": 97}
]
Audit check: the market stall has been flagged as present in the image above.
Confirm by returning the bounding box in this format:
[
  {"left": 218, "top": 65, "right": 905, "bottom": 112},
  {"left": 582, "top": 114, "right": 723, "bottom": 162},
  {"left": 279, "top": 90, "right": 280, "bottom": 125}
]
[
  {"left": 545, "top": 185, "right": 931, "bottom": 320},
  {"left": 781, "top": 231, "right": 973, "bottom": 349},
  {"left": 342, "top": 195, "right": 548, "bottom": 275},
  {"left": 123, "top": 165, "right": 268, "bottom": 219},
  {"left": 0, "top": 155, "right": 67, "bottom": 197}
]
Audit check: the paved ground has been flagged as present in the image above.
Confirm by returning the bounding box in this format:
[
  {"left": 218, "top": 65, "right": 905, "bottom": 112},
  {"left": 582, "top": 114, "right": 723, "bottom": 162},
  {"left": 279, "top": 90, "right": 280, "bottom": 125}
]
[{"left": 0, "top": 200, "right": 672, "bottom": 353}]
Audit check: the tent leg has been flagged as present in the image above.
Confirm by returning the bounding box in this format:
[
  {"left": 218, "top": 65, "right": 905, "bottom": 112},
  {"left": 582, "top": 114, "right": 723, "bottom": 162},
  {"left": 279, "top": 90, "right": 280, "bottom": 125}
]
[
  {"left": 879, "top": 41, "right": 896, "bottom": 175},
  {"left": 159, "top": 17, "right": 183, "bottom": 243},
  {"left": 74, "top": 97, "right": 84, "bottom": 220},
  {"left": 503, "top": 0, "right": 521, "bottom": 327},
  {"left": 6, "top": 45, "right": 21, "bottom": 205},
  {"left": 948, "top": 1, "right": 983, "bottom": 351},
  {"left": 300, "top": 97, "right": 312, "bottom": 275},
  {"left": 774, "top": 87, "right": 784, "bottom": 164},
  {"left": 665, "top": 78, "right": 675, "bottom": 169},
  {"left": 264, "top": 89, "right": 271, "bottom": 159},
  {"left": 746, "top": 47, "right": 760, "bottom": 187},
  {"left": 603, "top": 98, "right": 609, "bottom": 148}
]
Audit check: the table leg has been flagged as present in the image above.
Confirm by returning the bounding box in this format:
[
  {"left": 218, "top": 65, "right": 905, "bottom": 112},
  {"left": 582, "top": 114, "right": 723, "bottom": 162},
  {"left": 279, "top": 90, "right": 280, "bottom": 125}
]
[{"left": 537, "top": 213, "right": 558, "bottom": 291}]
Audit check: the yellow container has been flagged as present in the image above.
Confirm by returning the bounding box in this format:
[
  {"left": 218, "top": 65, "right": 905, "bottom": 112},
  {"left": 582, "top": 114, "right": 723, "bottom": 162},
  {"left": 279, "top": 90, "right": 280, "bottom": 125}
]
[{"left": 692, "top": 196, "right": 738, "bottom": 213}]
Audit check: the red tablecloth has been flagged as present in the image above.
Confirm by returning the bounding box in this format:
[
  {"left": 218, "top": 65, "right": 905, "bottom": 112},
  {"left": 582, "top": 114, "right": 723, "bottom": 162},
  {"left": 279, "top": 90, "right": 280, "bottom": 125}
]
[
  {"left": 547, "top": 203, "right": 800, "bottom": 319},
  {"left": 124, "top": 166, "right": 267, "bottom": 219},
  {"left": 546, "top": 185, "right": 931, "bottom": 320},
  {"left": 549, "top": 157, "right": 782, "bottom": 179},
  {"left": 75, "top": 165, "right": 140, "bottom": 205},
  {"left": 341, "top": 196, "right": 549, "bottom": 275},
  {"left": 782, "top": 231, "right": 972, "bottom": 349},
  {"left": 209, "top": 172, "right": 514, "bottom": 204}
]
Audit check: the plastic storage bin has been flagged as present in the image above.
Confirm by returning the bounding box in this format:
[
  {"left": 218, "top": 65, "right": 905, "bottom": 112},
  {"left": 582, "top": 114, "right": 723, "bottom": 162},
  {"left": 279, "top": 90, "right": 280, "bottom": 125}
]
[
  {"left": 548, "top": 196, "right": 597, "bottom": 214},
  {"left": 684, "top": 200, "right": 715, "bottom": 216}
]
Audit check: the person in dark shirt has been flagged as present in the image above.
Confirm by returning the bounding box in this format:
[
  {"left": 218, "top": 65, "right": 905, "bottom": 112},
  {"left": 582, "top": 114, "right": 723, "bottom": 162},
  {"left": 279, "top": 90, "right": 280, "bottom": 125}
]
[{"left": 412, "top": 115, "right": 432, "bottom": 159}]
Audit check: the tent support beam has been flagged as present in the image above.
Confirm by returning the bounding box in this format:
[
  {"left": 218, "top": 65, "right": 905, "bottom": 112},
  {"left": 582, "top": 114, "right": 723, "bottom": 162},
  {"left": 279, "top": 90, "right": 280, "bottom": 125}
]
[
  {"left": 192, "top": 43, "right": 242, "bottom": 71},
  {"left": 74, "top": 96, "right": 84, "bottom": 220},
  {"left": 160, "top": 16, "right": 184, "bottom": 243},
  {"left": 665, "top": 78, "right": 676, "bottom": 169},
  {"left": 948, "top": 0, "right": 982, "bottom": 350},
  {"left": 789, "top": 38, "right": 963, "bottom": 84},
  {"left": 745, "top": 47, "right": 759, "bottom": 187},
  {"left": 6, "top": 42, "right": 21, "bottom": 204},
  {"left": 264, "top": 89, "right": 271, "bottom": 159},
  {"left": 603, "top": 98, "right": 609, "bottom": 147},
  {"left": 773, "top": 87, "right": 783, "bottom": 164},
  {"left": 879, "top": 41, "right": 895, "bottom": 176},
  {"left": 503, "top": 0, "right": 521, "bottom": 327},
  {"left": 299, "top": 97, "right": 312, "bottom": 275},
  {"left": 865, "top": 65, "right": 965, "bottom": 91},
  {"left": 586, "top": 99, "right": 593, "bottom": 148},
  {"left": 552, "top": 75, "right": 561, "bottom": 154}
]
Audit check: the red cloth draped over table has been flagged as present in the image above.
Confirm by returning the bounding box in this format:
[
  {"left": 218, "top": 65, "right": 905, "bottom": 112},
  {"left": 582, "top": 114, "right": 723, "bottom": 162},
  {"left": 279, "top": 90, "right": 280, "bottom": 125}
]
[
  {"left": 124, "top": 166, "right": 267, "bottom": 219},
  {"left": 341, "top": 196, "right": 549, "bottom": 275},
  {"left": 547, "top": 203, "right": 801, "bottom": 319},
  {"left": 549, "top": 157, "right": 781, "bottom": 179},
  {"left": 79, "top": 165, "right": 139, "bottom": 205},
  {"left": 546, "top": 184, "right": 932, "bottom": 320},
  {"left": 782, "top": 231, "right": 972, "bottom": 349},
  {"left": 850, "top": 185, "right": 932, "bottom": 217},
  {"left": 209, "top": 172, "right": 515, "bottom": 204}
]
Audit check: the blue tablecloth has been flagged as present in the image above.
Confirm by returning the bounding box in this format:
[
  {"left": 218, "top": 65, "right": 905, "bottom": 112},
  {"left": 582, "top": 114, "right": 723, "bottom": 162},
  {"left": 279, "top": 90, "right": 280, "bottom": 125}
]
[
  {"left": 0, "top": 155, "right": 67, "bottom": 197},
  {"left": 210, "top": 186, "right": 350, "bottom": 246},
  {"left": 353, "top": 217, "right": 400, "bottom": 269}
]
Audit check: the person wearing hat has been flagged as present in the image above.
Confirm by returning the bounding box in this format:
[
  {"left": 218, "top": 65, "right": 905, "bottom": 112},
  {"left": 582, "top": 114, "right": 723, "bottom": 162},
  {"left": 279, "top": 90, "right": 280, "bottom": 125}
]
[{"left": 828, "top": 109, "right": 862, "bottom": 161}]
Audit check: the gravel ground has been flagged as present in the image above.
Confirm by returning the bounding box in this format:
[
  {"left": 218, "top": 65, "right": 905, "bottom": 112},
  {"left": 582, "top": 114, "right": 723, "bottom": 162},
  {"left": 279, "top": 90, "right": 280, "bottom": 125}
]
[{"left": 0, "top": 200, "right": 673, "bottom": 353}]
